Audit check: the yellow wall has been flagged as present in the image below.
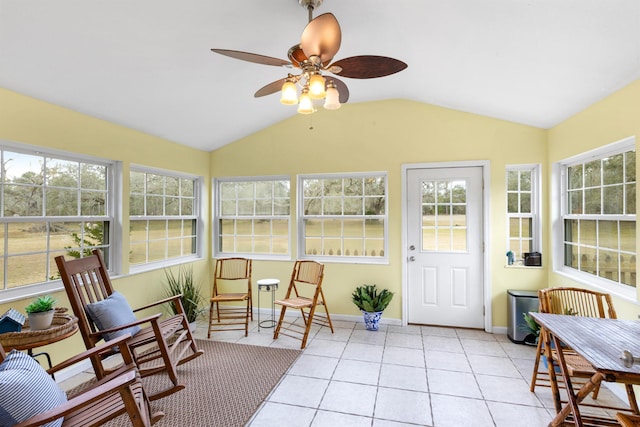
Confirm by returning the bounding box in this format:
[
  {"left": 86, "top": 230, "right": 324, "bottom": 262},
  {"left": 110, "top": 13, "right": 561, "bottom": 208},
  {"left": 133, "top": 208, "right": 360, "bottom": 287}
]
[
  {"left": 4, "top": 77, "right": 638, "bottom": 364},
  {"left": 0, "top": 88, "right": 212, "bottom": 362},
  {"left": 547, "top": 80, "right": 640, "bottom": 317},
  {"left": 211, "top": 99, "right": 548, "bottom": 327}
]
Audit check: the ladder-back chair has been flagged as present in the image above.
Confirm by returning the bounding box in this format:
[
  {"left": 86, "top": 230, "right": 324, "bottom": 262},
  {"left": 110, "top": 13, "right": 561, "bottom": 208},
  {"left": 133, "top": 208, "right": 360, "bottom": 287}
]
[
  {"left": 0, "top": 334, "right": 163, "bottom": 427},
  {"left": 208, "top": 257, "right": 252, "bottom": 338},
  {"left": 273, "top": 260, "right": 334, "bottom": 349},
  {"left": 532, "top": 287, "right": 637, "bottom": 418},
  {"left": 55, "top": 250, "right": 204, "bottom": 401},
  {"left": 531, "top": 287, "right": 616, "bottom": 396}
]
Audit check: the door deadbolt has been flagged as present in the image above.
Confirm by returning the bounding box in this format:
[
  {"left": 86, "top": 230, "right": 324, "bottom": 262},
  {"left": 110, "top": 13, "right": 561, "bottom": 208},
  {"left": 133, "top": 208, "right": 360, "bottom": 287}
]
[{"left": 409, "top": 245, "right": 416, "bottom": 251}]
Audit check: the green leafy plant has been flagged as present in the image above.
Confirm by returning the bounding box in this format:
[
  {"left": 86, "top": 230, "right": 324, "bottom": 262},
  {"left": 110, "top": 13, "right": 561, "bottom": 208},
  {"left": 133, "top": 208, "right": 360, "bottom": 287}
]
[
  {"left": 25, "top": 295, "right": 56, "bottom": 313},
  {"left": 164, "top": 265, "right": 205, "bottom": 323},
  {"left": 521, "top": 311, "right": 540, "bottom": 337},
  {"left": 352, "top": 284, "right": 394, "bottom": 313}
]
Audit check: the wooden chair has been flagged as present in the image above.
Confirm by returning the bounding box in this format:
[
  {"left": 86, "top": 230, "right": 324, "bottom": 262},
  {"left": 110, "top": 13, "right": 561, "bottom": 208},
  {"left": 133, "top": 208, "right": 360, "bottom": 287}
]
[
  {"left": 0, "top": 334, "right": 163, "bottom": 427},
  {"left": 617, "top": 412, "right": 640, "bottom": 427},
  {"left": 273, "top": 260, "right": 334, "bottom": 349},
  {"left": 530, "top": 287, "right": 616, "bottom": 398},
  {"left": 208, "top": 257, "right": 252, "bottom": 338},
  {"left": 55, "top": 250, "right": 204, "bottom": 401}
]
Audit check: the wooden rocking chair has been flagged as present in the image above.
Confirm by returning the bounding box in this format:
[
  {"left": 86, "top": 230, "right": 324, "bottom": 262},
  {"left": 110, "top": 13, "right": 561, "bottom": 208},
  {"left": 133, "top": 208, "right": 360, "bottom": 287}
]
[
  {"left": 55, "top": 250, "right": 204, "bottom": 401},
  {"left": 0, "top": 334, "right": 163, "bottom": 427}
]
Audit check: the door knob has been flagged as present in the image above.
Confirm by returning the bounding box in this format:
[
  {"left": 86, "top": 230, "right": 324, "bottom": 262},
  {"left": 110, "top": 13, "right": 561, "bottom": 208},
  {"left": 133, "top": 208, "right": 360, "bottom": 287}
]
[{"left": 409, "top": 256, "right": 415, "bottom": 262}]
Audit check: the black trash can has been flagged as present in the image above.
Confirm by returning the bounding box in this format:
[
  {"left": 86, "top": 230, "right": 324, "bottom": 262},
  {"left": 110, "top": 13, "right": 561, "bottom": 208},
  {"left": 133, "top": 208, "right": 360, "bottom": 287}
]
[{"left": 507, "top": 290, "right": 539, "bottom": 344}]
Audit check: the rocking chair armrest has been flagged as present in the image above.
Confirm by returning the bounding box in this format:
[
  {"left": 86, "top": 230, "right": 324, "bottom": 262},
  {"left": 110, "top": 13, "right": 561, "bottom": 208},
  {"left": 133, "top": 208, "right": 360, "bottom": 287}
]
[
  {"left": 13, "top": 369, "right": 139, "bottom": 427},
  {"left": 89, "top": 313, "right": 163, "bottom": 338},
  {"left": 133, "top": 294, "right": 183, "bottom": 312},
  {"left": 46, "top": 335, "right": 132, "bottom": 375}
]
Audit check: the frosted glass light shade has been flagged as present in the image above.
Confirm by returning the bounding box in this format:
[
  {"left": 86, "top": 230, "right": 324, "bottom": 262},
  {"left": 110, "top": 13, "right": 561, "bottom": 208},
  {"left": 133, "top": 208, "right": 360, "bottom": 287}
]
[
  {"left": 297, "top": 90, "right": 315, "bottom": 114},
  {"left": 308, "top": 74, "right": 326, "bottom": 99},
  {"left": 323, "top": 83, "right": 340, "bottom": 110},
  {"left": 280, "top": 80, "right": 298, "bottom": 105}
]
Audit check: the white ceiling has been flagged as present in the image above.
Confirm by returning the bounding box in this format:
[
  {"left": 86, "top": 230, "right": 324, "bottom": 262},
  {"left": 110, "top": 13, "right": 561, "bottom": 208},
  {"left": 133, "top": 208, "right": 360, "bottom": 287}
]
[{"left": 2, "top": 0, "right": 640, "bottom": 152}]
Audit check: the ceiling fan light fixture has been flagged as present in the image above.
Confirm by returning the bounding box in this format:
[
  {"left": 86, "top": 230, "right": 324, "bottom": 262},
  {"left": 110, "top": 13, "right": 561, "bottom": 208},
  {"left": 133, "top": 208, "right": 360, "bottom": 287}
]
[
  {"left": 308, "top": 73, "right": 326, "bottom": 99},
  {"left": 323, "top": 81, "right": 340, "bottom": 110},
  {"left": 280, "top": 79, "right": 298, "bottom": 105},
  {"left": 297, "top": 88, "right": 315, "bottom": 114}
]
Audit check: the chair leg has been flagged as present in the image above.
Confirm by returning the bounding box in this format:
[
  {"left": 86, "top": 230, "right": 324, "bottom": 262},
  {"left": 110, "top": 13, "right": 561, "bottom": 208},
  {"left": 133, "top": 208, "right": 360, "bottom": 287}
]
[
  {"left": 244, "top": 296, "right": 250, "bottom": 337},
  {"left": 530, "top": 337, "right": 544, "bottom": 392},
  {"left": 207, "top": 301, "right": 214, "bottom": 339},
  {"left": 300, "top": 305, "right": 318, "bottom": 349},
  {"left": 273, "top": 305, "right": 287, "bottom": 339}
]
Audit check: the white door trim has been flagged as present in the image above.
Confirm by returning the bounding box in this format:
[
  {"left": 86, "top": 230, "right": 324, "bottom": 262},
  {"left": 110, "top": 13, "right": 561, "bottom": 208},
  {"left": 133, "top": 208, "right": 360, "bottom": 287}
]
[{"left": 401, "top": 160, "right": 492, "bottom": 332}]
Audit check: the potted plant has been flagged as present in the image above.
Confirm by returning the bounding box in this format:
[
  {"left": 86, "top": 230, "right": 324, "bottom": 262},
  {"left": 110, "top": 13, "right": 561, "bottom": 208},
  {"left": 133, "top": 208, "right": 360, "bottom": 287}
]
[
  {"left": 521, "top": 311, "right": 540, "bottom": 345},
  {"left": 351, "top": 284, "right": 394, "bottom": 331},
  {"left": 164, "top": 265, "right": 205, "bottom": 330},
  {"left": 25, "top": 295, "right": 56, "bottom": 330}
]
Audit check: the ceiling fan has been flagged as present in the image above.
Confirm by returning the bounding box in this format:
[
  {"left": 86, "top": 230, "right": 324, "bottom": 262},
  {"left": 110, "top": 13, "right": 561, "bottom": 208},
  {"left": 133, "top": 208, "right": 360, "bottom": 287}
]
[{"left": 211, "top": 0, "right": 408, "bottom": 113}]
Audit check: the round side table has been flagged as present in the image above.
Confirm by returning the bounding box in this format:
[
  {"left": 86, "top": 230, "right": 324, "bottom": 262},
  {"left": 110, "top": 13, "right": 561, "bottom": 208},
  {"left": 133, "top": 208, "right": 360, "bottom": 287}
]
[{"left": 257, "top": 278, "right": 279, "bottom": 331}]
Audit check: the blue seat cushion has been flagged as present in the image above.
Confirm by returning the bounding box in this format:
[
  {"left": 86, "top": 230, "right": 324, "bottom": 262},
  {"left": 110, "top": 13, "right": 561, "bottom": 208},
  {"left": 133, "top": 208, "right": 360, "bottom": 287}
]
[
  {"left": 85, "top": 291, "right": 141, "bottom": 342},
  {"left": 0, "top": 350, "right": 67, "bottom": 427}
]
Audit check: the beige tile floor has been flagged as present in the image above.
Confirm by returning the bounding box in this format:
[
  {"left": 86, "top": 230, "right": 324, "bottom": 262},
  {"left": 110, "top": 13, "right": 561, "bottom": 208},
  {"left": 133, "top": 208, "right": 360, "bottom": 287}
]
[
  {"left": 60, "top": 317, "right": 631, "bottom": 427},
  {"left": 191, "top": 318, "right": 631, "bottom": 427}
]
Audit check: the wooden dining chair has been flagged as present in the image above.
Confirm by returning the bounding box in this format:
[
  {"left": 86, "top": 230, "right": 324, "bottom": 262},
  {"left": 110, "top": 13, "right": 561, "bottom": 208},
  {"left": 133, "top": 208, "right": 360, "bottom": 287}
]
[
  {"left": 0, "top": 334, "right": 163, "bottom": 427},
  {"left": 617, "top": 412, "right": 640, "bottom": 427},
  {"left": 208, "top": 257, "right": 252, "bottom": 338},
  {"left": 273, "top": 260, "right": 334, "bottom": 349},
  {"left": 55, "top": 250, "right": 204, "bottom": 401},
  {"left": 531, "top": 287, "right": 616, "bottom": 398}
]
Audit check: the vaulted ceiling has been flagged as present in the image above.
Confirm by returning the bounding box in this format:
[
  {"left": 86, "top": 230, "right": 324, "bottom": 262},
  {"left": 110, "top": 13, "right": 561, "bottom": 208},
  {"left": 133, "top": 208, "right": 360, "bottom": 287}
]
[{"left": 2, "top": 0, "right": 639, "bottom": 152}]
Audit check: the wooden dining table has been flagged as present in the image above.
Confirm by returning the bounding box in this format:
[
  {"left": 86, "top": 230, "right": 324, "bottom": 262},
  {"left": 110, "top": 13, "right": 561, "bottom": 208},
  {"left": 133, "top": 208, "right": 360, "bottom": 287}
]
[{"left": 530, "top": 312, "right": 640, "bottom": 427}]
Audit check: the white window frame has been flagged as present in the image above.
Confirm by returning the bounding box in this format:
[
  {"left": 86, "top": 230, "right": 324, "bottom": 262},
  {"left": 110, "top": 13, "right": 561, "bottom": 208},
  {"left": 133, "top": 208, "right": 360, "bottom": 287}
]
[
  {"left": 552, "top": 136, "right": 636, "bottom": 300},
  {"left": 213, "top": 176, "right": 291, "bottom": 260},
  {"left": 129, "top": 165, "right": 203, "bottom": 272},
  {"left": 506, "top": 164, "right": 542, "bottom": 264},
  {"left": 298, "top": 172, "right": 388, "bottom": 264},
  {"left": 0, "top": 141, "right": 118, "bottom": 303}
]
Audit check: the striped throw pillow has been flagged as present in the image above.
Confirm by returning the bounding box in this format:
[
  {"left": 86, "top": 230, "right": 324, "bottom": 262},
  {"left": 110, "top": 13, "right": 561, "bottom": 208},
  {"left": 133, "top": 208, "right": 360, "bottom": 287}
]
[{"left": 0, "top": 350, "right": 67, "bottom": 427}]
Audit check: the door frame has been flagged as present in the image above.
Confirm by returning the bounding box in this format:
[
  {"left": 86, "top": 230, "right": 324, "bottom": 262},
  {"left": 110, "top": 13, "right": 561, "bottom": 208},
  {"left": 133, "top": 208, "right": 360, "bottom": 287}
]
[{"left": 401, "top": 160, "right": 492, "bottom": 331}]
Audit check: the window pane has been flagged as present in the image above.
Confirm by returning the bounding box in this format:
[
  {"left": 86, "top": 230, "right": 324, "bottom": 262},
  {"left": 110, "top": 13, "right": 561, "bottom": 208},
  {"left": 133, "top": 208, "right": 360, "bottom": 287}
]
[
  {"left": 603, "top": 154, "right": 624, "bottom": 185},
  {"left": 568, "top": 165, "right": 583, "bottom": 190},
  {"left": 603, "top": 185, "right": 623, "bottom": 214},
  {"left": 562, "top": 147, "right": 636, "bottom": 288},
  {"left": 130, "top": 169, "right": 199, "bottom": 265},
  {"left": 299, "top": 174, "right": 386, "bottom": 260},
  {"left": 584, "top": 160, "right": 601, "bottom": 187}
]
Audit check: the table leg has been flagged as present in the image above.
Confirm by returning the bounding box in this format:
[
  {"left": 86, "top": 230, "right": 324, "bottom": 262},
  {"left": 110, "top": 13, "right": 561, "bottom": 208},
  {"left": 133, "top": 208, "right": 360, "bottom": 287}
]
[
  {"left": 541, "top": 327, "right": 563, "bottom": 414},
  {"left": 547, "top": 334, "right": 606, "bottom": 427}
]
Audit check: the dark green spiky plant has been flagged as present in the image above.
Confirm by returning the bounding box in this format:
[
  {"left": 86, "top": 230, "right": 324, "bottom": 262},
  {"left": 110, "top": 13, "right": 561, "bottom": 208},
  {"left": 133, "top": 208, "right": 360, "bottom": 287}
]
[
  {"left": 352, "top": 284, "right": 394, "bottom": 313},
  {"left": 25, "top": 295, "right": 56, "bottom": 313},
  {"left": 164, "top": 265, "right": 205, "bottom": 323}
]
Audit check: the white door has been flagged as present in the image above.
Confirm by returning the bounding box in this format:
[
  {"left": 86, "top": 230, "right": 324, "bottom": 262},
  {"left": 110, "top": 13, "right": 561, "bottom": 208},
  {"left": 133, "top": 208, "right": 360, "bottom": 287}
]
[{"left": 406, "top": 167, "right": 484, "bottom": 328}]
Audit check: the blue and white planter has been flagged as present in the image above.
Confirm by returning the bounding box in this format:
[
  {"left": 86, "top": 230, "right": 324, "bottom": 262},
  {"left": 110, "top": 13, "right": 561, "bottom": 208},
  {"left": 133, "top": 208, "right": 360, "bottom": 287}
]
[{"left": 362, "top": 310, "right": 384, "bottom": 331}]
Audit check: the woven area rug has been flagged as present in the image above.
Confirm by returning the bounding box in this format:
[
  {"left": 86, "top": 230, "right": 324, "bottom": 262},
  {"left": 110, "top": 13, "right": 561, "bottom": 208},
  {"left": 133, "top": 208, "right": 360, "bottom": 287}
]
[{"left": 91, "top": 340, "right": 300, "bottom": 427}]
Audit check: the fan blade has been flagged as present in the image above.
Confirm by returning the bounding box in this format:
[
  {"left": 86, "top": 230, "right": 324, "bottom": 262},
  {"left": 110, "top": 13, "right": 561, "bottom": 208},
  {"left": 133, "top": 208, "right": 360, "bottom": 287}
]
[
  {"left": 329, "top": 56, "right": 407, "bottom": 79},
  {"left": 254, "top": 78, "right": 287, "bottom": 98},
  {"left": 300, "top": 13, "right": 341, "bottom": 66},
  {"left": 211, "top": 49, "right": 291, "bottom": 67},
  {"left": 328, "top": 77, "right": 349, "bottom": 103}
]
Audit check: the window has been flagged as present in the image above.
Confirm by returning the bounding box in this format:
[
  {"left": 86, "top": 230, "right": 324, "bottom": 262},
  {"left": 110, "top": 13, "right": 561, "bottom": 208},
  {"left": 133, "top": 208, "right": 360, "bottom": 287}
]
[
  {"left": 0, "top": 146, "right": 114, "bottom": 300},
  {"left": 129, "top": 168, "right": 201, "bottom": 266},
  {"left": 557, "top": 138, "right": 636, "bottom": 292},
  {"left": 506, "top": 165, "right": 541, "bottom": 263},
  {"left": 299, "top": 173, "right": 387, "bottom": 262},
  {"left": 214, "top": 177, "right": 290, "bottom": 258}
]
